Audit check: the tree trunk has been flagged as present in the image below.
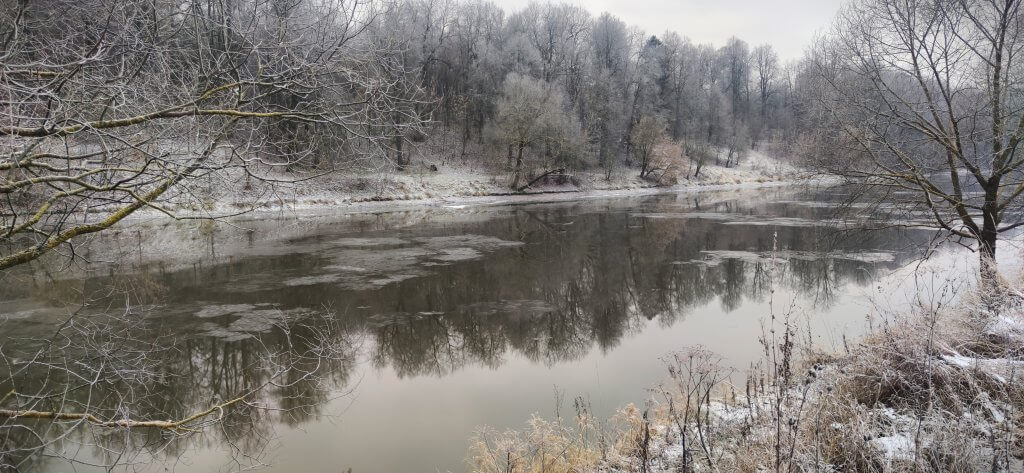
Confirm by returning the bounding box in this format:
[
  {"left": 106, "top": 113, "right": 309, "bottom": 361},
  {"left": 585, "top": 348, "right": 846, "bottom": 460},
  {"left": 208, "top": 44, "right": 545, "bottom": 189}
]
[
  {"left": 394, "top": 134, "right": 405, "bottom": 166},
  {"left": 624, "top": 82, "right": 643, "bottom": 164},
  {"left": 671, "top": 91, "right": 681, "bottom": 140},
  {"left": 477, "top": 112, "right": 485, "bottom": 144},
  {"left": 461, "top": 117, "right": 470, "bottom": 157},
  {"left": 598, "top": 122, "right": 609, "bottom": 169},
  {"left": 979, "top": 206, "right": 998, "bottom": 283},
  {"left": 511, "top": 143, "right": 525, "bottom": 190}
]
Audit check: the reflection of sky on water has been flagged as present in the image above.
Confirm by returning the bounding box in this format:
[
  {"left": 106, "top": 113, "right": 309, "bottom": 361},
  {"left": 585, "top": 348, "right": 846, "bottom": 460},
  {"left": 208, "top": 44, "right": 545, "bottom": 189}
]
[{"left": 2, "top": 187, "right": 1002, "bottom": 473}]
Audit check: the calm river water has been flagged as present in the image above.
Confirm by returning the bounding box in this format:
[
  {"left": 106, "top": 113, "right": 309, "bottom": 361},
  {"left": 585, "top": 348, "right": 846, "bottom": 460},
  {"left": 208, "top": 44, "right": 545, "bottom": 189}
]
[{"left": 1, "top": 186, "right": 961, "bottom": 472}]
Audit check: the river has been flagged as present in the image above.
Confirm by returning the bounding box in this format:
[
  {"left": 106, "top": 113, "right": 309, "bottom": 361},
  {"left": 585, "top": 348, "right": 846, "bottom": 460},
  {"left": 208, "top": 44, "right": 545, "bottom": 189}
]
[{"left": 0, "top": 186, "right": 962, "bottom": 472}]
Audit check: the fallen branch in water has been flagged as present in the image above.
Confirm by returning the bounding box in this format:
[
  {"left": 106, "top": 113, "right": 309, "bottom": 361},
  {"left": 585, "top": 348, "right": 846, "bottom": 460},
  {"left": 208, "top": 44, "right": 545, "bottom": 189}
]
[
  {"left": 0, "top": 393, "right": 248, "bottom": 433},
  {"left": 517, "top": 168, "right": 567, "bottom": 192}
]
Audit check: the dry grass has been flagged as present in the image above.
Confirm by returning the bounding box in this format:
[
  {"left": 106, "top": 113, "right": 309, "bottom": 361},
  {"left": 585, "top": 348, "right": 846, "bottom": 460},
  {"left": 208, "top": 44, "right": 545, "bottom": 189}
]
[
  {"left": 467, "top": 275, "right": 1024, "bottom": 473},
  {"left": 467, "top": 400, "right": 615, "bottom": 473}
]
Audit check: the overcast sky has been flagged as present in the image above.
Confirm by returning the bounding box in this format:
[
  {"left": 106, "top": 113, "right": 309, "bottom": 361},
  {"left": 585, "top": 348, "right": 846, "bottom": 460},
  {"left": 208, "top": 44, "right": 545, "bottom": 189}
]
[{"left": 495, "top": 0, "right": 846, "bottom": 60}]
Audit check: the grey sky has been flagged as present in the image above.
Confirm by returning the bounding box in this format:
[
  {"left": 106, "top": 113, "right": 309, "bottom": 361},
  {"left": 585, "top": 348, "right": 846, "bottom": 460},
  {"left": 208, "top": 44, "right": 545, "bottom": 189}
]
[{"left": 497, "top": 0, "right": 847, "bottom": 60}]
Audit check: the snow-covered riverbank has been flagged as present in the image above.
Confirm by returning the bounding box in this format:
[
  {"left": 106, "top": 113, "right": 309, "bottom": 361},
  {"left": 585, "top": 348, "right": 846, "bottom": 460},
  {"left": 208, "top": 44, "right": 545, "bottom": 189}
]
[{"left": 139, "top": 150, "right": 805, "bottom": 220}]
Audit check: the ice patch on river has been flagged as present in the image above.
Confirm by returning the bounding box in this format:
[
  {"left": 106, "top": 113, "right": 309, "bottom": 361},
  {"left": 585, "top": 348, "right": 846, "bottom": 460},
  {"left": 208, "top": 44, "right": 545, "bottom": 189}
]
[
  {"left": 195, "top": 304, "right": 259, "bottom": 318},
  {"left": 432, "top": 247, "right": 483, "bottom": 262},
  {"left": 333, "top": 237, "right": 409, "bottom": 247},
  {"left": 675, "top": 249, "right": 896, "bottom": 267},
  {"left": 3, "top": 309, "right": 47, "bottom": 320},
  {"left": 457, "top": 300, "right": 557, "bottom": 319},
  {"left": 413, "top": 234, "right": 524, "bottom": 251},
  {"left": 263, "top": 234, "right": 523, "bottom": 291},
  {"left": 771, "top": 200, "right": 878, "bottom": 209},
  {"left": 722, "top": 217, "right": 839, "bottom": 227},
  {"left": 283, "top": 274, "right": 347, "bottom": 286},
  {"left": 362, "top": 300, "right": 556, "bottom": 328},
  {"left": 366, "top": 310, "right": 447, "bottom": 327},
  {"left": 195, "top": 305, "right": 313, "bottom": 341},
  {"left": 633, "top": 212, "right": 735, "bottom": 220},
  {"left": 632, "top": 211, "right": 859, "bottom": 228}
]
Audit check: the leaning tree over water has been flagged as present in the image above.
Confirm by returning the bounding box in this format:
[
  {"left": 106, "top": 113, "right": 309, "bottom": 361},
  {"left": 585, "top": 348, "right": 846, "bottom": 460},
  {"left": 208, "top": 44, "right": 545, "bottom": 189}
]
[{"left": 804, "top": 0, "right": 1024, "bottom": 277}]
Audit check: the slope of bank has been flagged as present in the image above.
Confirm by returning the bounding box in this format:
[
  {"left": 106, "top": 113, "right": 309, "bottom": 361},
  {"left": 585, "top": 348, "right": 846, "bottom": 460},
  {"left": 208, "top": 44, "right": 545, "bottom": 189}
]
[{"left": 175, "top": 150, "right": 800, "bottom": 217}]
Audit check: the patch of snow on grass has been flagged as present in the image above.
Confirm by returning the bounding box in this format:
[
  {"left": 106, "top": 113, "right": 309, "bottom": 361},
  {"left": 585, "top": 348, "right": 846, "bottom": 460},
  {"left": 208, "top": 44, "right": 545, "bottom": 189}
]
[
  {"left": 869, "top": 434, "right": 915, "bottom": 461},
  {"left": 988, "top": 312, "right": 1024, "bottom": 344}
]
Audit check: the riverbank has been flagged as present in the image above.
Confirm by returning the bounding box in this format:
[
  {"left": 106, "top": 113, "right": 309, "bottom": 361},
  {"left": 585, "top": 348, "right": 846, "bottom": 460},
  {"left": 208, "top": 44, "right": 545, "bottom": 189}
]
[
  {"left": 154, "top": 150, "right": 802, "bottom": 219},
  {"left": 468, "top": 272, "right": 1024, "bottom": 472}
]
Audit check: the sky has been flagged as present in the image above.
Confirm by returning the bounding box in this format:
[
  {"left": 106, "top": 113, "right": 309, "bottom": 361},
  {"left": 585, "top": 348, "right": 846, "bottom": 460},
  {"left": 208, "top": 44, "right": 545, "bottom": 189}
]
[{"left": 495, "top": 0, "right": 847, "bottom": 60}]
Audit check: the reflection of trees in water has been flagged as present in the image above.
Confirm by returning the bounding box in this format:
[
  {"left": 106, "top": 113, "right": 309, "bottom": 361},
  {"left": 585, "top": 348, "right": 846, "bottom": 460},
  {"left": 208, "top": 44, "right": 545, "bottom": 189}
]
[
  {"left": 0, "top": 302, "right": 358, "bottom": 472},
  {"left": 361, "top": 202, "right": 925, "bottom": 380},
  {"left": 0, "top": 192, "right": 934, "bottom": 470}
]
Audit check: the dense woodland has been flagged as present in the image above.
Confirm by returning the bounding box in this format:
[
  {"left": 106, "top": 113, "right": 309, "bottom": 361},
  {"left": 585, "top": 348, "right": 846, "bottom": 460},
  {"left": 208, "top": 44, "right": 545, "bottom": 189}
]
[{"left": 368, "top": 0, "right": 801, "bottom": 176}]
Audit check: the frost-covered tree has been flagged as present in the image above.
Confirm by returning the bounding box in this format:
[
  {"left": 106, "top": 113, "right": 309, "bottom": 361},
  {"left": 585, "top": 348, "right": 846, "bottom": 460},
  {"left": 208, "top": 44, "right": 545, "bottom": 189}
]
[
  {"left": 752, "top": 44, "right": 779, "bottom": 142},
  {"left": 632, "top": 116, "right": 665, "bottom": 178},
  {"left": 361, "top": 1, "right": 804, "bottom": 181},
  {"left": 492, "top": 73, "right": 576, "bottom": 189}
]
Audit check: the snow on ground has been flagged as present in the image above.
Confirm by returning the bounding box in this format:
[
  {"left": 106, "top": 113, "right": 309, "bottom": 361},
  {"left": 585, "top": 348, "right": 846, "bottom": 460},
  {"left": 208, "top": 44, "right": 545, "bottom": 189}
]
[
  {"left": 869, "top": 434, "right": 916, "bottom": 462},
  {"left": 987, "top": 311, "right": 1024, "bottom": 345},
  {"left": 693, "top": 149, "right": 801, "bottom": 186},
  {"left": 138, "top": 146, "right": 802, "bottom": 218}
]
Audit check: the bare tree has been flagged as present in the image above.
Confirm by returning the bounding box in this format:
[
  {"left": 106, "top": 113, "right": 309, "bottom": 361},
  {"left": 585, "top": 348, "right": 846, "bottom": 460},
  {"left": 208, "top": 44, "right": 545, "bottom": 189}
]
[
  {"left": 491, "top": 73, "right": 573, "bottom": 190},
  {"left": 752, "top": 44, "right": 779, "bottom": 142},
  {"left": 0, "top": 0, "right": 426, "bottom": 270},
  {"left": 632, "top": 115, "right": 664, "bottom": 178},
  {"left": 719, "top": 37, "right": 751, "bottom": 127},
  {"left": 804, "top": 0, "right": 1024, "bottom": 276}
]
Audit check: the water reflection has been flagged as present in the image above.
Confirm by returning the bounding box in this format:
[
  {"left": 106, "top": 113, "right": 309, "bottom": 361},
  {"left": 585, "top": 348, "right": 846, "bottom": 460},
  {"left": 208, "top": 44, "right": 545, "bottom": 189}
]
[{"left": 0, "top": 188, "right": 939, "bottom": 472}]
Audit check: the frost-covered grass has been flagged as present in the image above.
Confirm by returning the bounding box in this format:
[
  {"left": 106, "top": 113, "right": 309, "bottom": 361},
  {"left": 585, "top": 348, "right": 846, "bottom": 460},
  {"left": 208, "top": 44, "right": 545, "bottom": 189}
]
[
  {"left": 131, "top": 129, "right": 800, "bottom": 218},
  {"left": 223, "top": 153, "right": 796, "bottom": 214},
  {"left": 467, "top": 274, "right": 1024, "bottom": 472}
]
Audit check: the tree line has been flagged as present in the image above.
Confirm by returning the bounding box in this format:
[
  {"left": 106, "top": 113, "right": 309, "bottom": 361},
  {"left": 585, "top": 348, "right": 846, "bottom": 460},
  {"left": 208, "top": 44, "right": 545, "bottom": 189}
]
[
  {"left": 380, "top": 0, "right": 802, "bottom": 181},
  {"left": 4, "top": 0, "right": 1024, "bottom": 274}
]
